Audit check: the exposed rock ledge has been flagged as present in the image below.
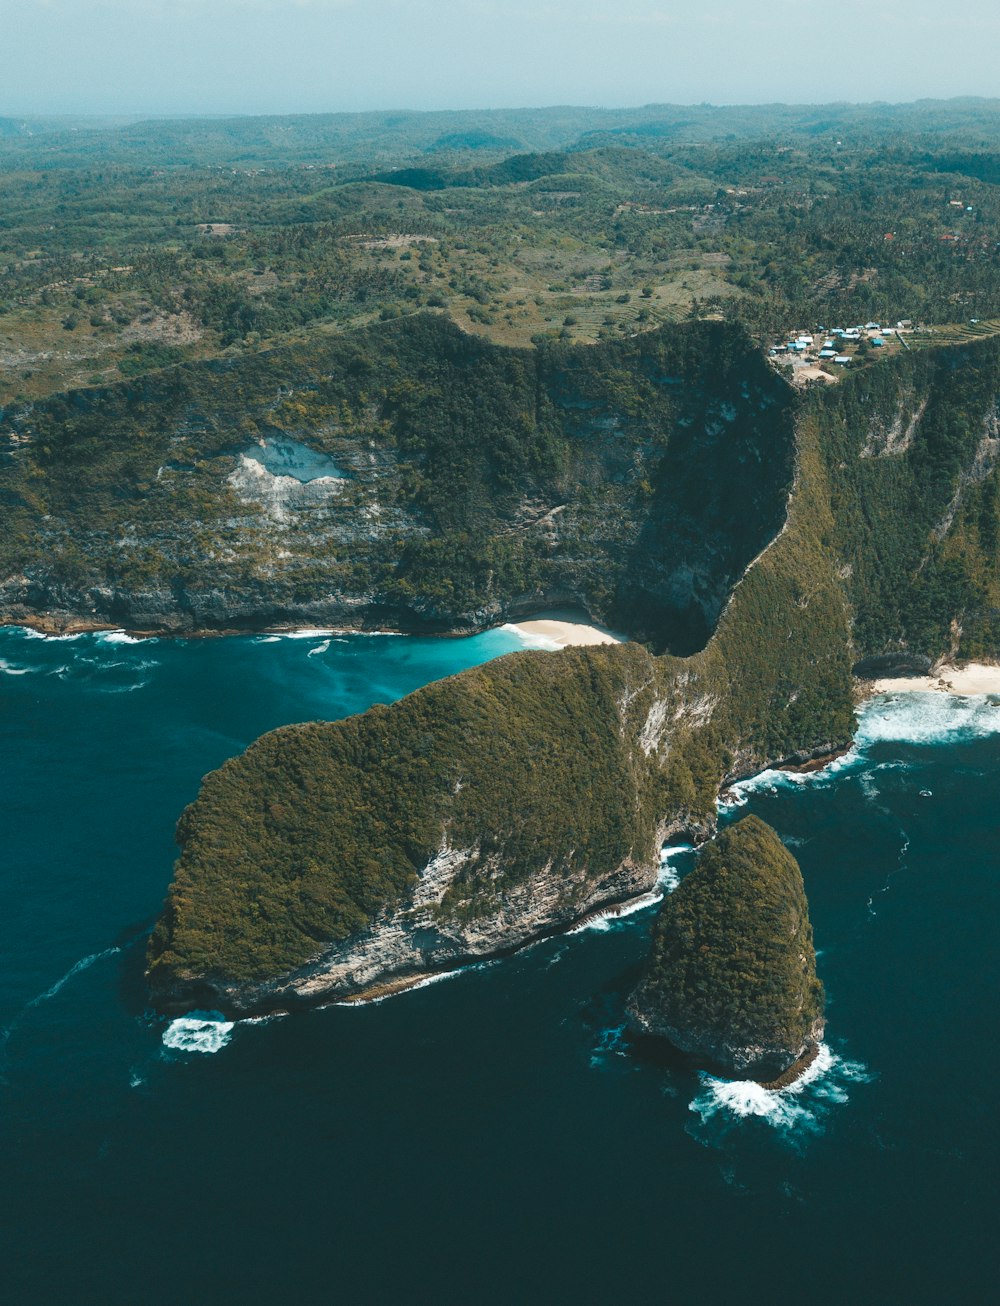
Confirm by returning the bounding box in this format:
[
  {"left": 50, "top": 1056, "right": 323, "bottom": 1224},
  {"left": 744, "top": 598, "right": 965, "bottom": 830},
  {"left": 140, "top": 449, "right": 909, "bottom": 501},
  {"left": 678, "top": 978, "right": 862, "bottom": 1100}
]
[{"left": 152, "top": 842, "right": 659, "bottom": 1019}]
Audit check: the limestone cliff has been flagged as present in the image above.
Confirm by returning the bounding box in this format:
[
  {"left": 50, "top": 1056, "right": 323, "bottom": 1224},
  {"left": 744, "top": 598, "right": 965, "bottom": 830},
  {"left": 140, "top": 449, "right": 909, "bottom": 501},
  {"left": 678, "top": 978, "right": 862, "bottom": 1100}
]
[
  {"left": 0, "top": 316, "right": 794, "bottom": 657},
  {"left": 31, "top": 318, "right": 986, "bottom": 1018}
]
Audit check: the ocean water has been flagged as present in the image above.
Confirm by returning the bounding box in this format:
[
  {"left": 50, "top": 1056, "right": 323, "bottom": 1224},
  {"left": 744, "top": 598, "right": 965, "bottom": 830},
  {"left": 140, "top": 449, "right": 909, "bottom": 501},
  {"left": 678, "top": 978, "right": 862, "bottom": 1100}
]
[{"left": 2, "top": 628, "right": 998, "bottom": 1304}]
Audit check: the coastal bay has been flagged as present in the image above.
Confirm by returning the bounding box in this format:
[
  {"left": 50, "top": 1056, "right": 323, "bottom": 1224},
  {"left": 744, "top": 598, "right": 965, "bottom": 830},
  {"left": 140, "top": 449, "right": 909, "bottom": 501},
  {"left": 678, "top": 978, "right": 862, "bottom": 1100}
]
[{"left": 1, "top": 626, "right": 997, "bottom": 1304}]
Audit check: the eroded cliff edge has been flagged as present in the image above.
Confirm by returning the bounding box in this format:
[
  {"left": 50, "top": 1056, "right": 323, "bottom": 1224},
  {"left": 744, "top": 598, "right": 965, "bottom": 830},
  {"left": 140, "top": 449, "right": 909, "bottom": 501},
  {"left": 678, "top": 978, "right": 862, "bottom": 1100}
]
[
  {"left": 132, "top": 320, "right": 1000, "bottom": 1015},
  {"left": 146, "top": 385, "right": 857, "bottom": 1014}
]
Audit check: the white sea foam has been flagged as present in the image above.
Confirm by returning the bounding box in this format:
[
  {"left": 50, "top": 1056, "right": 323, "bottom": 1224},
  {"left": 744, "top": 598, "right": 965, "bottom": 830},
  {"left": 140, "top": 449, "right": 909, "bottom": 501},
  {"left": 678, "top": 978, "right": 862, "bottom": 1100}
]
[
  {"left": 658, "top": 843, "right": 694, "bottom": 894},
  {"left": 500, "top": 623, "right": 561, "bottom": 651},
  {"left": 254, "top": 634, "right": 281, "bottom": 643},
  {"left": 858, "top": 692, "right": 1000, "bottom": 745},
  {"left": 24, "top": 946, "right": 121, "bottom": 1009},
  {"left": 720, "top": 748, "right": 865, "bottom": 811},
  {"left": 16, "top": 627, "right": 82, "bottom": 641},
  {"left": 571, "top": 847, "right": 691, "bottom": 935},
  {"left": 97, "top": 631, "right": 144, "bottom": 645},
  {"left": 333, "top": 967, "right": 468, "bottom": 1007},
  {"left": 162, "top": 1011, "right": 235, "bottom": 1054},
  {"left": 278, "top": 628, "right": 336, "bottom": 639},
  {"left": 689, "top": 1043, "right": 873, "bottom": 1137},
  {"left": 307, "top": 639, "right": 331, "bottom": 656},
  {"left": 0, "top": 658, "right": 31, "bottom": 675},
  {"left": 719, "top": 694, "right": 1000, "bottom": 815}
]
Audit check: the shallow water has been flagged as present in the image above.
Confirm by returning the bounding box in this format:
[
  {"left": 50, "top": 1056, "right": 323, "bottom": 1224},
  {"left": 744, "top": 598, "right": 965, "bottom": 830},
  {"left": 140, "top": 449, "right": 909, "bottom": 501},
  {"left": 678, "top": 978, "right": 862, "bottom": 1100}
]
[{"left": 2, "top": 630, "right": 998, "bottom": 1304}]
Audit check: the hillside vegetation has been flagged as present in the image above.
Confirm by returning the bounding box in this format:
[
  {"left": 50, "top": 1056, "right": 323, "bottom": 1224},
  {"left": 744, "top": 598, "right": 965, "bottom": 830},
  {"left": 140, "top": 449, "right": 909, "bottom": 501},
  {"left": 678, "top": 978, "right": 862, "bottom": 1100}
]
[
  {"left": 627, "top": 815, "right": 825, "bottom": 1079},
  {"left": 5, "top": 100, "right": 1000, "bottom": 403},
  {"left": 144, "top": 319, "right": 1000, "bottom": 1002},
  {"left": 1, "top": 316, "right": 795, "bottom": 655}
]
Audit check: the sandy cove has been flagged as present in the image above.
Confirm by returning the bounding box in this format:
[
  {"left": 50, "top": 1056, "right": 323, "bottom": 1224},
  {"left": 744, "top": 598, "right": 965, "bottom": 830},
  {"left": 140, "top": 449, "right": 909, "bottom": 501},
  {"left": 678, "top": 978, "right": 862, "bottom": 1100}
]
[
  {"left": 869, "top": 661, "right": 1000, "bottom": 697},
  {"left": 505, "top": 609, "right": 625, "bottom": 648}
]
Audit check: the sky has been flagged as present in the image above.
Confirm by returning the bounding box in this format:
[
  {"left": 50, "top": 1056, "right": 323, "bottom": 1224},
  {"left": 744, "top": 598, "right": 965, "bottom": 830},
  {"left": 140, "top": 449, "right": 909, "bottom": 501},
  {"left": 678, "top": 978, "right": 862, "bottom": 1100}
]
[{"left": 1, "top": 0, "right": 999, "bottom": 118}]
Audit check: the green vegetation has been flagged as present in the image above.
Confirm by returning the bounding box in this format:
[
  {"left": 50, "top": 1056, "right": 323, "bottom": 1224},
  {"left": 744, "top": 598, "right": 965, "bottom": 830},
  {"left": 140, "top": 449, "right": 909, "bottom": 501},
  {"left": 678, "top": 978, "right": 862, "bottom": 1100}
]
[
  {"left": 147, "top": 642, "right": 675, "bottom": 986},
  {"left": 143, "top": 316, "right": 1000, "bottom": 1001},
  {"left": 0, "top": 316, "right": 795, "bottom": 655},
  {"left": 808, "top": 334, "right": 1000, "bottom": 661},
  {"left": 5, "top": 104, "right": 1000, "bottom": 1009},
  {"left": 627, "top": 815, "right": 824, "bottom": 1078},
  {"left": 6, "top": 100, "right": 1000, "bottom": 405}
]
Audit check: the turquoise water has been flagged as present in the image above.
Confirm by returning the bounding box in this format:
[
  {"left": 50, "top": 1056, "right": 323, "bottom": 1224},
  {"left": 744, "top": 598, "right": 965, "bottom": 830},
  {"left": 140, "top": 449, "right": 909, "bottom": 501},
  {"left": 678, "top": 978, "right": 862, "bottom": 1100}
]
[{"left": 2, "top": 627, "right": 998, "bottom": 1304}]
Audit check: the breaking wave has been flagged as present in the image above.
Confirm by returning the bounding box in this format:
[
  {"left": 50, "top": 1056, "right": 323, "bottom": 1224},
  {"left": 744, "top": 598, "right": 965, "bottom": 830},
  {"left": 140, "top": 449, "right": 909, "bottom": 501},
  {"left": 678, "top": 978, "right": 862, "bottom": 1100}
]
[
  {"left": 16, "top": 627, "right": 82, "bottom": 641},
  {"left": 24, "top": 947, "right": 121, "bottom": 1010},
  {"left": 568, "top": 892, "right": 662, "bottom": 934},
  {"left": 658, "top": 843, "right": 694, "bottom": 894},
  {"left": 0, "top": 658, "right": 32, "bottom": 675},
  {"left": 689, "top": 1043, "right": 874, "bottom": 1140},
  {"left": 333, "top": 967, "right": 471, "bottom": 1007},
  {"left": 162, "top": 1011, "right": 235, "bottom": 1054},
  {"left": 500, "top": 623, "right": 561, "bottom": 651},
  {"left": 857, "top": 691, "right": 1000, "bottom": 745},
  {"left": 720, "top": 693, "right": 1000, "bottom": 814},
  {"left": 97, "top": 631, "right": 146, "bottom": 645}
]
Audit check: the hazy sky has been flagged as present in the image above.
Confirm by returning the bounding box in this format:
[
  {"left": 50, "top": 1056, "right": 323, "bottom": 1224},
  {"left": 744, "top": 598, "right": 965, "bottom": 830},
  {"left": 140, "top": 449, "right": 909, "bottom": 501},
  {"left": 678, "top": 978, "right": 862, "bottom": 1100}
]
[{"left": 2, "top": 0, "right": 999, "bottom": 117}]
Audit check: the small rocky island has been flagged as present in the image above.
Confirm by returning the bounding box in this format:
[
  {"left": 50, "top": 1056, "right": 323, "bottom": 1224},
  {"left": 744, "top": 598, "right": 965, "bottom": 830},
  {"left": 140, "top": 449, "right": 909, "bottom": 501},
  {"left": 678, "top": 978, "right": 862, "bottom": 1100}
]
[{"left": 628, "top": 815, "right": 825, "bottom": 1084}]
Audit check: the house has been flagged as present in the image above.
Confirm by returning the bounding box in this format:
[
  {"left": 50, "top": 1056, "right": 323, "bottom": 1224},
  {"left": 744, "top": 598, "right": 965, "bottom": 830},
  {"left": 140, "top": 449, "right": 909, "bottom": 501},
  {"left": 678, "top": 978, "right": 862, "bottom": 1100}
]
[
  {"left": 865, "top": 322, "right": 881, "bottom": 332},
  {"left": 819, "top": 349, "right": 837, "bottom": 358},
  {"left": 871, "top": 337, "right": 885, "bottom": 347},
  {"left": 833, "top": 355, "right": 852, "bottom": 365}
]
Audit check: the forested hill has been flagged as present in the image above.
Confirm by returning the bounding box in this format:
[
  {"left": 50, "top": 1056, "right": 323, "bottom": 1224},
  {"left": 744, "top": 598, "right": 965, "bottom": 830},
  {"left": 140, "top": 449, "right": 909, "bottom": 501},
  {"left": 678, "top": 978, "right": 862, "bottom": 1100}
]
[
  {"left": 5, "top": 99, "right": 1000, "bottom": 406},
  {"left": 144, "top": 317, "right": 1000, "bottom": 1012},
  {"left": 0, "top": 316, "right": 797, "bottom": 654}
]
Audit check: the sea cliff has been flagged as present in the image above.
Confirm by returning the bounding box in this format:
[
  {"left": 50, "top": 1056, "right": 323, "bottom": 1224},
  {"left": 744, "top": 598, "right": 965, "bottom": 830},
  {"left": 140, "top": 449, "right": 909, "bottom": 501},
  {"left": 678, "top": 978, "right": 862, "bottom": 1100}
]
[{"left": 6, "top": 315, "right": 994, "bottom": 1018}]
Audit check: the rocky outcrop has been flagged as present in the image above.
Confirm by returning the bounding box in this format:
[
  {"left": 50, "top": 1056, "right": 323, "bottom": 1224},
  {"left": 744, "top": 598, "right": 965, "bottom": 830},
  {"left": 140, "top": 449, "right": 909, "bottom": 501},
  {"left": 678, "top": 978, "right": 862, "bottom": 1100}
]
[
  {"left": 627, "top": 815, "right": 825, "bottom": 1081},
  {"left": 152, "top": 841, "right": 656, "bottom": 1018}
]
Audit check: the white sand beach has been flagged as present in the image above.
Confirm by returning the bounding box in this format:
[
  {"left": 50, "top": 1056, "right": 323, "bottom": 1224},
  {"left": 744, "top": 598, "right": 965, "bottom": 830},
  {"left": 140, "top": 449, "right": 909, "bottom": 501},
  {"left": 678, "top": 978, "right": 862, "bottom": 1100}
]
[
  {"left": 505, "top": 609, "right": 625, "bottom": 648},
  {"left": 870, "top": 662, "right": 1000, "bottom": 697}
]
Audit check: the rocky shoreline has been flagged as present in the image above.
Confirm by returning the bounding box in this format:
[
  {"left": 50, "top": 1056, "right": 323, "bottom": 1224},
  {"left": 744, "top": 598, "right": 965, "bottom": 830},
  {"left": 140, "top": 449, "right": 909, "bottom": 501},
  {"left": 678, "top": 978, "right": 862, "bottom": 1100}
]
[{"left": 151, "top": 855, "right": 663, "bottom": 1020}]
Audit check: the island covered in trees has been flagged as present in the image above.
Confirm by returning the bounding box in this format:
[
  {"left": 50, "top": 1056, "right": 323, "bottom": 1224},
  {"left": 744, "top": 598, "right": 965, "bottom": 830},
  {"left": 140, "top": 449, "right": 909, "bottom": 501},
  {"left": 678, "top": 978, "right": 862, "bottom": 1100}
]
[{"left": 4, "top": 100, "right": 1000, "bottom": 1079}]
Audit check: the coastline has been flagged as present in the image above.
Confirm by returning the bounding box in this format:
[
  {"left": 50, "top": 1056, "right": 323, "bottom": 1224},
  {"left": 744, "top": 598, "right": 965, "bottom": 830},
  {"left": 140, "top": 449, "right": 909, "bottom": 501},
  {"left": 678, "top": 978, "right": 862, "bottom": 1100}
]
[
  {"left": 867, "top": 660, "right": 1000, "bottom": 698},
  {"left": 504, "top": 609, "right": 626, "bottom": 648},
  {"left": 4, "top": 607, "right": 628, "bottom": 648}
]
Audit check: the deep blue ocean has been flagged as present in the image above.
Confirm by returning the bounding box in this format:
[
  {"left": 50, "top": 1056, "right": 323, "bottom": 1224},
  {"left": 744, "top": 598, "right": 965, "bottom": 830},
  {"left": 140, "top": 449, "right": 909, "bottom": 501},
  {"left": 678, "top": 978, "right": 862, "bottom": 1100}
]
[{"left": 2, "top": 624, "right": 997, "bottom": 1305}]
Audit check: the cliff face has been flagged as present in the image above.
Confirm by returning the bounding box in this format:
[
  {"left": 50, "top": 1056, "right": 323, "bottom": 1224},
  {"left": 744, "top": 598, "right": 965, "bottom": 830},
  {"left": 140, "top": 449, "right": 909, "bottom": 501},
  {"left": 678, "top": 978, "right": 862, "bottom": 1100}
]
[
  {"left": 627, "top": 816, "right": 825, "bottom": 1080},
  {"left": 123, "top": 322, "right": 1000, "bottom": 1017},
  {"left": 0, "top": 316, "right": 795, "bottom": 655}
]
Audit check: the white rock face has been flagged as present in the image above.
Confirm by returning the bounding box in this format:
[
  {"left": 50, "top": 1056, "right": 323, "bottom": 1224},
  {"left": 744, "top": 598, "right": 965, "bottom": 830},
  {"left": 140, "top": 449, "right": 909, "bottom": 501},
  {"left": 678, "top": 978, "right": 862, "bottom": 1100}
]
[
  {"left": 228, "top": 438, "right": 348, "bottom": 522},
  {"left": 206, "top": 837, "right": 657, "bottom": 1015}
]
